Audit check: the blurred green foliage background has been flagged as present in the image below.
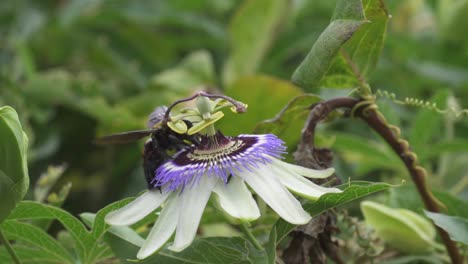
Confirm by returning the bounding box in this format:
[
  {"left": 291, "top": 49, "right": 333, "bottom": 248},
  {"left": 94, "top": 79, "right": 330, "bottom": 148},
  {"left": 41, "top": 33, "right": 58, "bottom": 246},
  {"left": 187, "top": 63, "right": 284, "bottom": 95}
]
[{"left": 1, "top": 0, "right": 468, "bottom": 253}]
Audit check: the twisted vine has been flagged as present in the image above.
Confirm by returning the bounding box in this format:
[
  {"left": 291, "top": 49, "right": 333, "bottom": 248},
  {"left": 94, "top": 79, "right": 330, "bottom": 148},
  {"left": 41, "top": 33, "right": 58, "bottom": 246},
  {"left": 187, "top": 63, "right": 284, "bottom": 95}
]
[{"left": 304, "top": 97, "right": 462, "bottom": 264}]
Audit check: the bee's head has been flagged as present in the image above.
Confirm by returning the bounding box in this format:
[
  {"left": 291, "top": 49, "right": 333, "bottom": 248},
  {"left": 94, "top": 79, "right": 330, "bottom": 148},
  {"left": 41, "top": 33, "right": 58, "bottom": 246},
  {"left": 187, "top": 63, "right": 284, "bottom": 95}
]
[{"left": 147, "top": 105, "right": 168, "bottom": 128}]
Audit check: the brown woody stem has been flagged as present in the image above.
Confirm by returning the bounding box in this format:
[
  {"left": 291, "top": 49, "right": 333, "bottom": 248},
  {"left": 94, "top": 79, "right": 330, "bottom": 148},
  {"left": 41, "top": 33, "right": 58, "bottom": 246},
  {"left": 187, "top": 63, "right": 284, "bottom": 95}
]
[{"left": 304, "top": 97, "right": 462, "bottom": 264}]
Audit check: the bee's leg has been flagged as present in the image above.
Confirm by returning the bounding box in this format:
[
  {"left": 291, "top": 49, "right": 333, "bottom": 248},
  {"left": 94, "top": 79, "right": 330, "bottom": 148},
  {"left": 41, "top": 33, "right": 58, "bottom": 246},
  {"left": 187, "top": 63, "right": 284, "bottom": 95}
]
[
  {"left": 143, "top": 161, "right": 156, "bottom": 189},
  {"left": 226, "top": 174, "right": 233, "bottom": 184},
  {"left": 189, "top": 134, "right": 201, "bottom": 145},
  {"left": 166, "top": 134, "right": 188, "bottom": 150},
  {"left": 142, "top": 139, "right": 168, "bottom": 189}
]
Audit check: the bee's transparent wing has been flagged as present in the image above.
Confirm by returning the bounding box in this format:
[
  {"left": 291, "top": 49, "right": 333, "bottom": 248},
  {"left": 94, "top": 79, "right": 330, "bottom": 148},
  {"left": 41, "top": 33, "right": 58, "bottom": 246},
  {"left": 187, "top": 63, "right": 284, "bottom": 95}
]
[{"left": 94, "top": 129, "right": 157, "bottom": 144}]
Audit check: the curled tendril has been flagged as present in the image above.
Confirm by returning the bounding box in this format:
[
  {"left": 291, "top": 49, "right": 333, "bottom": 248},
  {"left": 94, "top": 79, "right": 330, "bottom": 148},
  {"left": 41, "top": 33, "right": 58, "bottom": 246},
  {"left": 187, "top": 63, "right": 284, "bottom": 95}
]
[
  {"left": 350, "top": 97, "right": 402, "bottom": 138},
  {"left": 376, "top": 89, "right": 468, "bottom": 118},
  {"left": 350, "top": 96, "right": 377, "bottom": 118}
]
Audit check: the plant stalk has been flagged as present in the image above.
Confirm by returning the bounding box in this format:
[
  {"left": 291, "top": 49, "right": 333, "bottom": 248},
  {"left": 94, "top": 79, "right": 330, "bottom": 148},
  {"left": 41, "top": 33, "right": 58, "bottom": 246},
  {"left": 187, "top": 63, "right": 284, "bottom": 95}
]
[{"left": 239, "top": 222, "right": 263, "bottom": 250}]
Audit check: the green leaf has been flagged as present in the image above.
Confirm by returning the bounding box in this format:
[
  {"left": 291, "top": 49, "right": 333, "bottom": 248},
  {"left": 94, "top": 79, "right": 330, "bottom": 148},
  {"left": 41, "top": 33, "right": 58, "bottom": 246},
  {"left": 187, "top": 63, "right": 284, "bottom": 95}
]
[
  {"left": 433, "top": 192, "right": 468, "bottom": 219},
  {"left": 419, "top": 138, "right": 468, "bottom": 162},
  {"left": 93, "top": 216, "right": 145, "bottom": 247},
  {"left": 292, "top": 0, "right": 389, "bottom": 90},
  {"left": 33, "top": 182, "right": 73, "bottom": 231},
  {"left": 388, "top": 185, "right": 423, "bottom": 212},
  {"left": 0, "top": 106, "right": 29, "bottom": 223},
  {"left": 254, "top": 94, "right": 322, "bottom": 147},
  {"left": 23, "top": 71, "right": 144, "bottom": 133},
  {"left": 0, "top": 220, "right": 75, "bottom": 263},
  {"left": 150, "top": 50, "right": 216, "bottom": 92},
  {"left": 221, "top": 75, "right": 302, "bottom": 139},
  {"left": 7, "top": 201, "right": 93, "bottom": 263},
  {"left": 291, "top": 0, "right": 366, "bottom": 90},
  {"left": 406, "top": 60, "right": 468, "bottom": 86},
  {"left": 120, "top": 50, "right": 216, "bottom": 119},
  {"left": 343, "top": 0, "right": 389, "bottom": 77},
  {"left": 80, "top": 197, "right": 157, "bottom": 262},
  {"left": 316, "top": 55, "right": 361, "bottom": 88},
  {"left": 90, "top": 198, "right": 133, "bottom": 240},
  {"left": 80, "top": 197, "right": 145, "bottom": 247},
  {"left": 59, "top": 0, "right": 106, "bottom": 26},
  {"left": 265, "top": 227, "right": 277, "bottom": 264},
  {"left": 438, "top": 0, "right": 468, "bottom": 43},
  {"left": 140, "top": 237, "right": 269, "bottom": 264},
  {"left": 409, "top": 90, "right": 449, "bottom": 155},
  {"left": 80, "top": 213, "right": 139, "bottom": 262},
  {"left": 76, "top": 97, "right": 143, "bottom": 133},
  {"left": 424, "top": 211, "right": 468, "bottom": 245},
  {"left": 274, "top": 181, "right": 391, "bottom": 243},
  {"left": 0, "top": 244, "right": 70, "bottom": 264},
  {"left": 223, "top": 0, "right": 290, "bottom": 84},
  {"left": 104, "top": 233, "right": 140, "bottom": 261},
  {"left": 362, "top": 201, "right": 436, "bottom": 253},
  {"left": 79, "top": 199, "right": 147, "bottom": 261},
  {"left": 332, "top": 132, "right": 404, "bottom": 175}
]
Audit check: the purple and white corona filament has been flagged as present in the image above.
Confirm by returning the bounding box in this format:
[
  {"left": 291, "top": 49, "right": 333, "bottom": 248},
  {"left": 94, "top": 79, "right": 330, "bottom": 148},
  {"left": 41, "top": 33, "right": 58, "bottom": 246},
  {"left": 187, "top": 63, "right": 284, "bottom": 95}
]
[
  {"left": 106, "top": 132, "right": 341, "bottom": 259},
  {"left": 152, "top": 132, "right": 286, "bottom": 191}
]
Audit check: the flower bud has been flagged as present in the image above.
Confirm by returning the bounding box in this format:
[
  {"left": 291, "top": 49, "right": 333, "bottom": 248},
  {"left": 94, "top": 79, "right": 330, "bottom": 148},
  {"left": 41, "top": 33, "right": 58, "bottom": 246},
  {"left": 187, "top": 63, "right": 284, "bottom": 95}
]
[{"left": 361, "top": 201, "right": 436, "bottom": 254}]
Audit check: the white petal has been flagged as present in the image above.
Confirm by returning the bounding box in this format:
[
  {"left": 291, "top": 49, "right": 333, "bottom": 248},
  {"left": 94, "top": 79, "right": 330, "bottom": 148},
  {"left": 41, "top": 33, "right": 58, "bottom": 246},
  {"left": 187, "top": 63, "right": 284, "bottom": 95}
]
[
  {"left": 273, "top": 159, "right": 335, "bottom": 179},
  {"left": 213, "top": 176, "right": 260, "bottom": 221},
  {"left": 240, "top": 167, "right": 311, "bottom": 225},
  {"left": 105, "top": 190, "right": 170, "bottom": 226},
  {"left": 137, "top": 194, "right": 179, "bottom": 259},
  {"left": 169, "top": 175, "right": 217, "bottom": 252},
  {"left": 271, "top": 163, "right": 342, "bottom": 199}
]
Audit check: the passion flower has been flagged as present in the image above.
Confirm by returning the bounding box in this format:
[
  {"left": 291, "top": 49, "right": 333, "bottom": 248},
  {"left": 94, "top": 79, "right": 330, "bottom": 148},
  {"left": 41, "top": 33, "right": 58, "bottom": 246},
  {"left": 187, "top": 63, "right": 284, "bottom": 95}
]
[{"left": 105, "top": 93, "right": 341, "bottom": 259}]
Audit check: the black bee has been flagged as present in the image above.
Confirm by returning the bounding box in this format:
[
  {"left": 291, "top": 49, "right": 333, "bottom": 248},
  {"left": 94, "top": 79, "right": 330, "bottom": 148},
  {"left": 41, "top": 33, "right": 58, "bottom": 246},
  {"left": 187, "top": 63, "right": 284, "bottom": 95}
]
[{"left": 95, "top": 106, "right": 198, "bottom": 189}]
